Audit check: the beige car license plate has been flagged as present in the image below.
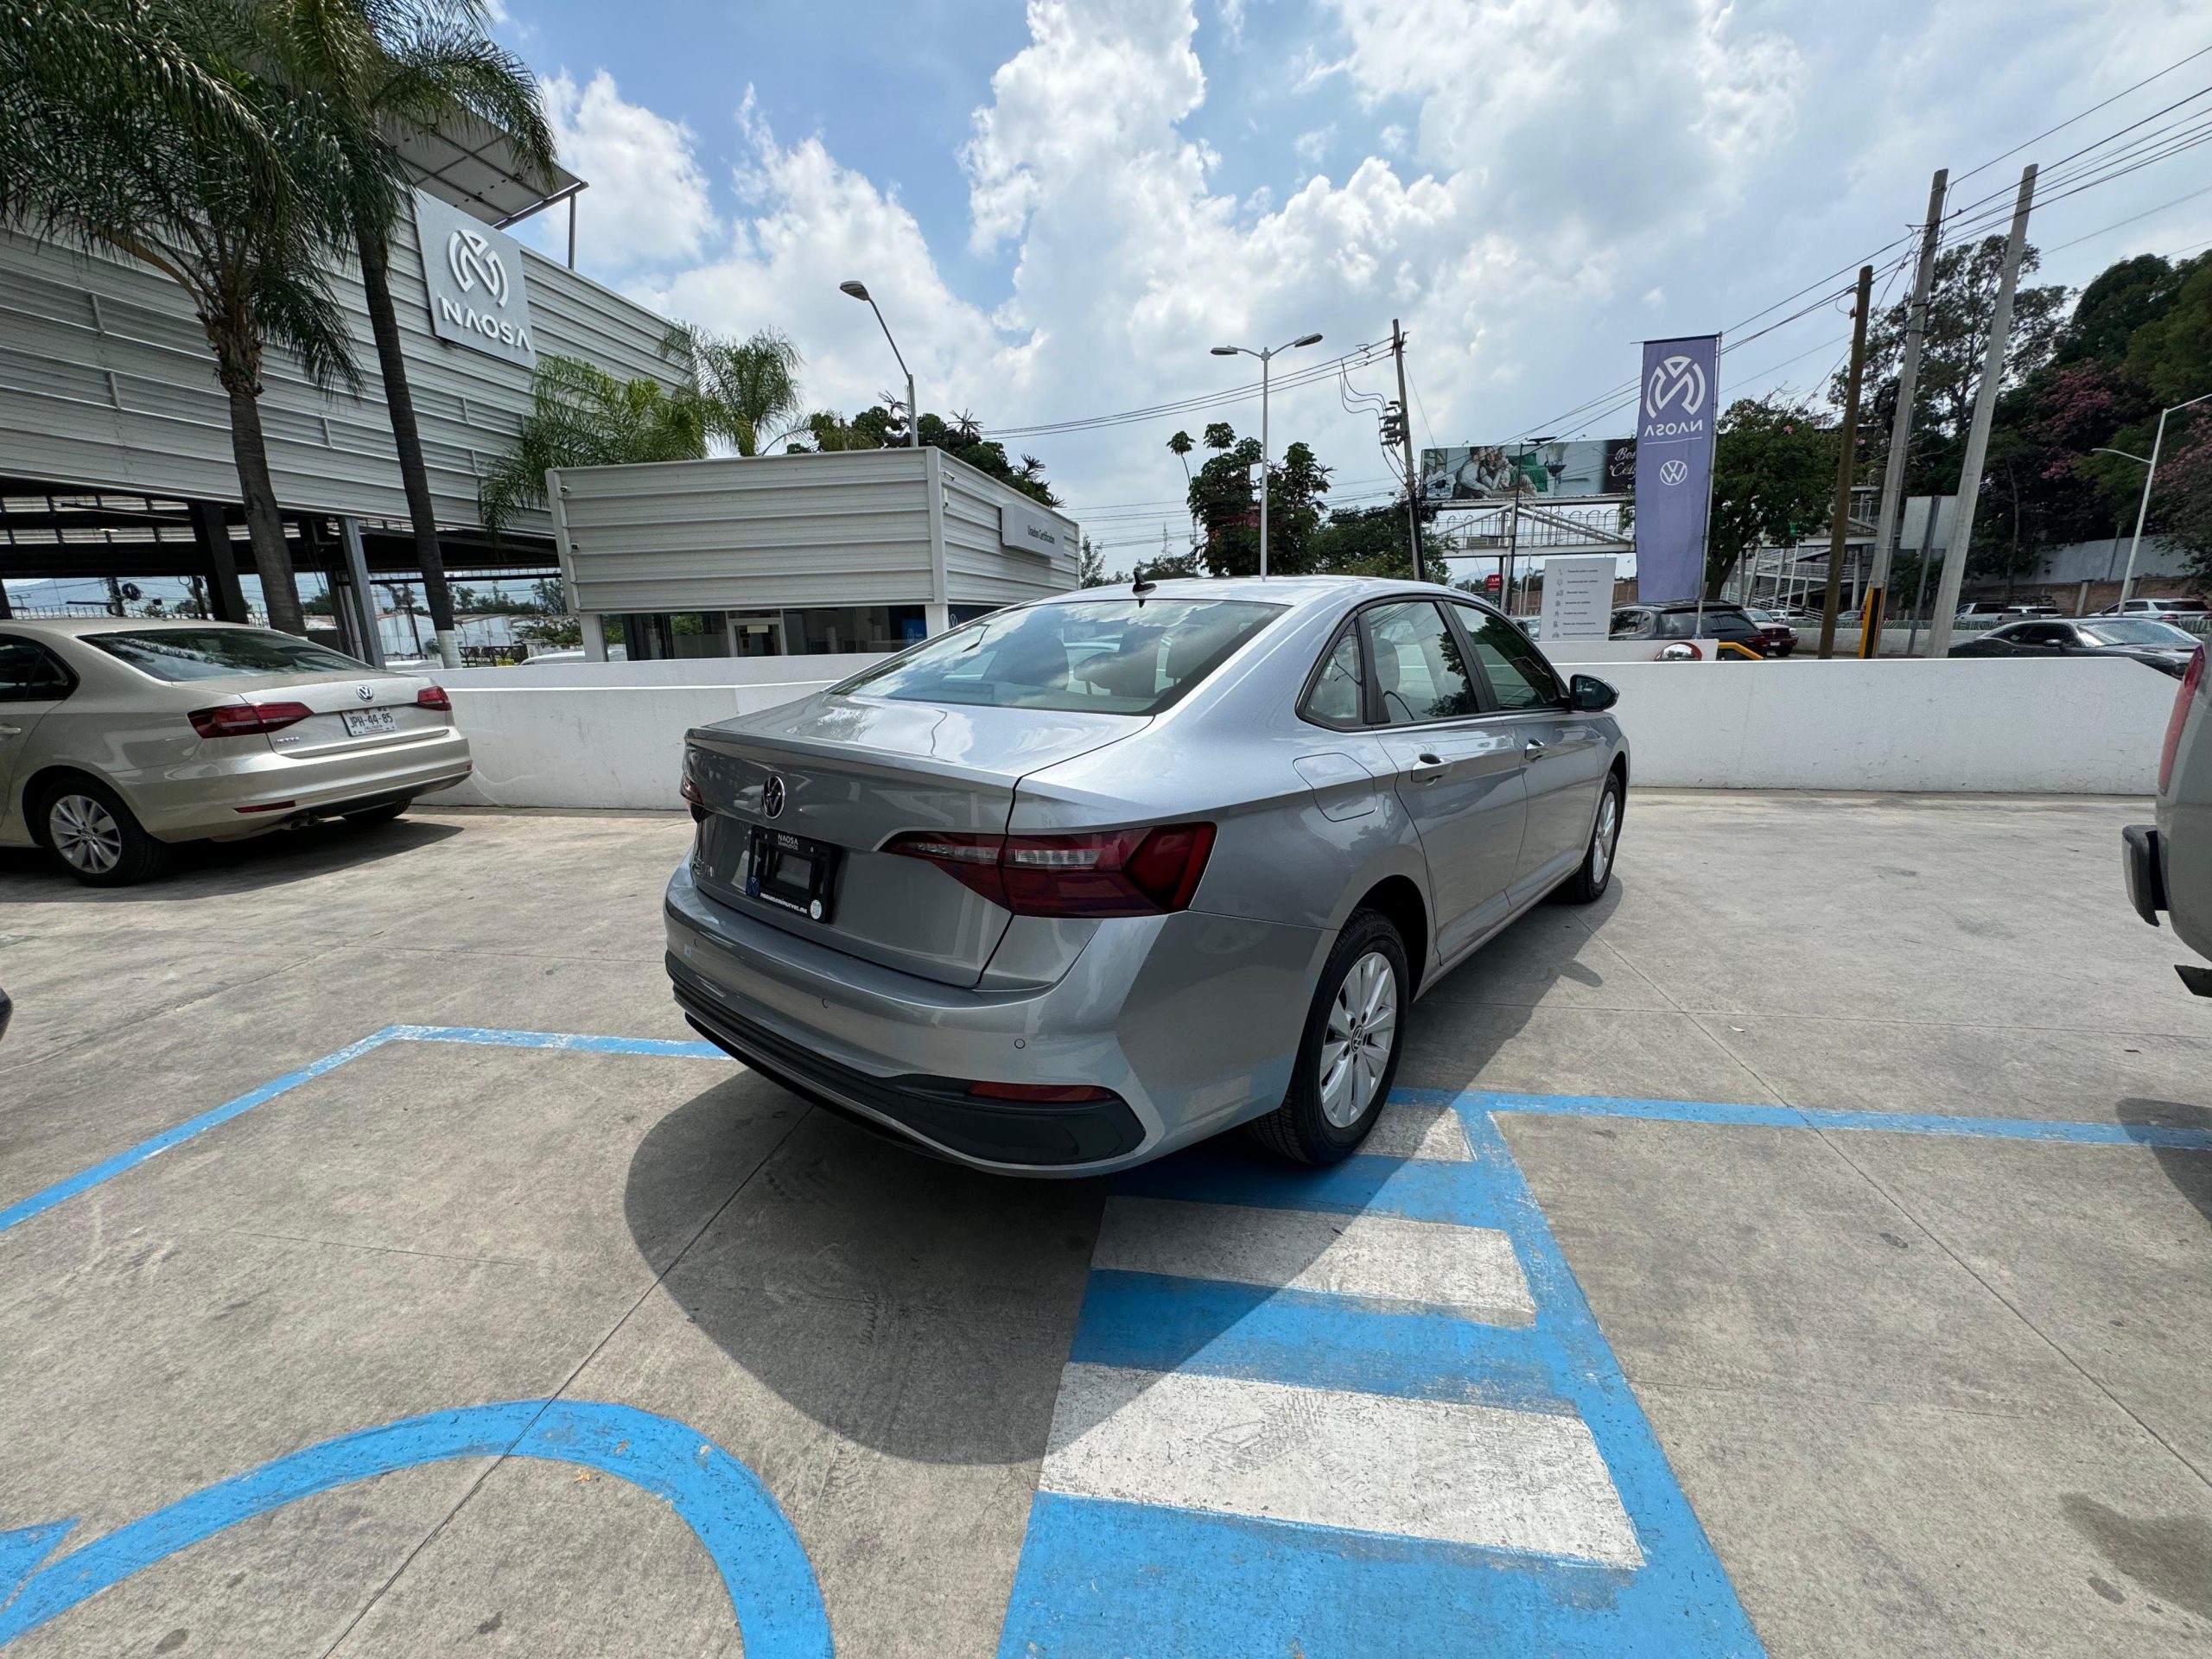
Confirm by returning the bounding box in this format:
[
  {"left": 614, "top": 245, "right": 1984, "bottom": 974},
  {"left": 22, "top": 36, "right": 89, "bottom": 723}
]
[{"left": 342, "top": 708, "right": 397, "bottom": 737}]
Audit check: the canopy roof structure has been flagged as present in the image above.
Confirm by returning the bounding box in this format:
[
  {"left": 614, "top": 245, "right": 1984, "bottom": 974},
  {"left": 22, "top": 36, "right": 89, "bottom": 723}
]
[{"left": 391, "top": 114, "right": 584, "bottom": 232}]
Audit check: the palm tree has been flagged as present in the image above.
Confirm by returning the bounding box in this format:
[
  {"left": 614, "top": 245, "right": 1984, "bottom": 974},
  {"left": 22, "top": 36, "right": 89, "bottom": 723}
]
[
  {"left": 478, "top": 354, "right": 709, "bottom": 533},
  {"left": 659, "top": 323, "right": 806, "bottom": 456},
  {"left": 2, "top": 0, "right": 360, "bottom": 634},
  {"left": 260, "top": 0, "right": 555, "bottom": 659}
]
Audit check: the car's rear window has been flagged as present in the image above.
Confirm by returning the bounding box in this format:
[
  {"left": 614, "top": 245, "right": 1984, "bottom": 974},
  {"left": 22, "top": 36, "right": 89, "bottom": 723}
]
[
  {"left": 834, "top": 598, "right": 1284, "bottom": 715},
  {"left": 87, "top": 628, "right": 366, "bottom": 682},
  {"left": 1657, "top": 608, "right": 1757, "bottom": 639},
  {"left": 2085, "top": 620, "right": 2198, "bottom": 646}
]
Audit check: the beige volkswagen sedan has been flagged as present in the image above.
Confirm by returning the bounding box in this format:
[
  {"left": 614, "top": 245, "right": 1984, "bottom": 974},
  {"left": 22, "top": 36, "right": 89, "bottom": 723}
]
[{"left": 0, "top": 617, "right": 471, "bottom": 885}]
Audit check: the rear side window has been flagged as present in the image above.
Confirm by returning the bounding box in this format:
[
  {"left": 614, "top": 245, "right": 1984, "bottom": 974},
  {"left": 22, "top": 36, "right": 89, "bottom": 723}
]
[
  {"left": 0, "top": 637, "right": 76, "bottom": 702},
  {"left": 89, "top": 628, "right": 365, "bottom": 682},
  {"left": 1365, "top": 601, "right": 1479, "bottom": 726},
  {"left": 834, "top": 598, "right": 1284, "bottom": 715},
  {"left": 1300, "top": 624, "right": 1366, "bottom": 725},
  {"left": 1459, "top": 608, "right": 1565, "bottom": 710}
]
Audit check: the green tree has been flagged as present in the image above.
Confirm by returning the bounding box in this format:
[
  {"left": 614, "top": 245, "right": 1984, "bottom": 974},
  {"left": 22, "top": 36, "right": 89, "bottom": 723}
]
[
  {"left": 1077, "top": 535, "right": 1108, "bottom": 587},
  {"left": 786, "top": 405, "right": 1061, "bottom": 505},
  {"left": 3, "top": 0, "right": 365, "bottom": 634},
  {"left": 478, "top": 354, "right": 709, "bottom": 532},
  {"left": 1308, "top": 503, "right": 1426, "bottom": 580},
  {"left": 1852, "top": 236, "right": 2069, "bottom": 498},
  {"left": 660, "top": 322, "right": 806, "bottom": 455},
  {"left": 262, "top": 0, "right": 555, "bottom": 646},
  {"left": 1705, "top": 397, "right": 1836, "bottom": 600},
  {"left": 1185, "top": 423, "right": 1332, "bottom": 576}
]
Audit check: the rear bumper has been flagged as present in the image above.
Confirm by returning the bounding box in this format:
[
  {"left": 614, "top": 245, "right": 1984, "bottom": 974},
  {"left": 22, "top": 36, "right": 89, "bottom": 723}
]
[
  {"left": 663, "top": 862, "right": 1322, "bottom": 1177},
  {"left": 2123, "top": 823, "right": 2167, "bottom": 926},
  {"left": 133, "top": 729, "right": 473, "bottom": 840}
]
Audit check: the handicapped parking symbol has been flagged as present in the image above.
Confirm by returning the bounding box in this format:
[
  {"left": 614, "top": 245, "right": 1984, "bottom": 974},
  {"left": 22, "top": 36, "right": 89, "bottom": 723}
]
[{"left": 0, "top": 1400, "right": 832, "bottom": 1654}]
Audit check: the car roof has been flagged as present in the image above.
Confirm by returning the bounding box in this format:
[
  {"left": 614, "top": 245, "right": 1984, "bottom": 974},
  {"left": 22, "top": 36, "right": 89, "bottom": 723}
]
[
  {"left": 0, "top": 614, "right": 261, "bottom": 639},
  {"left": 1026, "top": 575, "right": 1500, "bottom": 614}
]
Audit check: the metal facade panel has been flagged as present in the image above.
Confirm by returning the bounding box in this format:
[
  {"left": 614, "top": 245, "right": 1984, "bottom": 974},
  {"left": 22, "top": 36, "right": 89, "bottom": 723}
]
[
  {"left": 0, "top": 203, "right": 675, "bottom": 531},
  {"left": 550, "top": 447, "right": 1082, "bottom": 615}
]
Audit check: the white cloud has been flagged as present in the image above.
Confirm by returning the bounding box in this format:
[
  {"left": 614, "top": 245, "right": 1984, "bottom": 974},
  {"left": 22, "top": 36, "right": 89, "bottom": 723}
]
[
  {"left": 1294, "top": 125, "right": 1334, "bottom": 168},
  {"left": 1377, "top": 122, "right": 1407, "bottom": 155},
  {"left": 540, "top": 71, "right": 716, "bottom": 270}
]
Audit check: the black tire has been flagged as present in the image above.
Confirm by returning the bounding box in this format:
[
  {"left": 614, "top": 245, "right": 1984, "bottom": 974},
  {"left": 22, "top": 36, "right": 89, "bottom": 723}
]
[
  {"left": 1249, "top": 908, "right": 1408, "bottom": 1166},
  {"left": 344, "top": 799, "right": 410, "bottom": 826},
  {"left": 37, "top": 777, "right": 171, "bottom": 887},
  {"left": 1554, "top": 772, "right": 1624, "bottom": 905}
]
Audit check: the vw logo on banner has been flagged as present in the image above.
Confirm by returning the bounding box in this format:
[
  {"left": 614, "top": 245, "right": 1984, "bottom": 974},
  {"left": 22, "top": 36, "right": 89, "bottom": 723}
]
[
  {"left": 1632, "top": 334, "right": 1720, "bottom": 605},
  {"left": 446, "top": 227, "right": 510, "bottom": 307}
]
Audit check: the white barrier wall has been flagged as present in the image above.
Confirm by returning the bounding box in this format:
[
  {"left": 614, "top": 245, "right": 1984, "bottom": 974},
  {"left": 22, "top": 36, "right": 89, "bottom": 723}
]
[{"left": 430, "top": 656, "right": 2181, "bottom": 810}]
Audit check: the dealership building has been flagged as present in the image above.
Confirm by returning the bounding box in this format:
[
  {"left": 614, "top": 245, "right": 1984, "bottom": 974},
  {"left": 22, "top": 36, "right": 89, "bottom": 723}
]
[{"left": 0, "top": 124, "right": 1074, "bottom": 664}]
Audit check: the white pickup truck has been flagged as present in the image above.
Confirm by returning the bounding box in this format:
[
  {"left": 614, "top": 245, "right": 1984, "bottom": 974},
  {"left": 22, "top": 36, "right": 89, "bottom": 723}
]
[{"left": 2125, "top": 641, "right": 2211, "bottom": 996}]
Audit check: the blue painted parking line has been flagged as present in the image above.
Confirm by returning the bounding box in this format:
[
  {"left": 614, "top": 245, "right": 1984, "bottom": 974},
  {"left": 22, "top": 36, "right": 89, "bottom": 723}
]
[
  {"left": 393, "top": 1024, "right": 724, "bottom": 1060},
  {"left": 996, "top": 1104, "right": 1764, "bottom": 1657},
  {"left": 1399, "top": 1084, "right": 2212, "bottom": 1151},
  {"left": 0, "top": 1400, "right": 830, "bottom": 1653}
]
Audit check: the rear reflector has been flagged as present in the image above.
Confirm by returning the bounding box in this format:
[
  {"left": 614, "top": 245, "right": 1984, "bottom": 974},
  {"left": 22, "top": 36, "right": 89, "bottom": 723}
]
[
  {"left": 883, "top": 823, "right": 1217, "bottom": 918},
  {"left": 967, "top": 1081, "right": 1118, "bottom": 1103},
  {"left": 189, "top": 701, "right": 313, "bottom": 739},
  {"left": 680, "top": 772, "right": 704, "bottom": 807},
  {"left": 417, "top": 684, "right": 451, "bottom": 710},
  {"left": 2160, "top": 645, "right": 2204, "bottom": 796},
  {"left": 234, "top": 800, "right": 297, "bottom": 814}
]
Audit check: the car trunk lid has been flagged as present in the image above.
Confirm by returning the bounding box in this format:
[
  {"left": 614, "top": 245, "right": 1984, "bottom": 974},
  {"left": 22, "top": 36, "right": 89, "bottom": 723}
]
[
  {"left": 188, "top": 668, "right": 450, "bottom": 757},
  {"left": 686, "top": 695, "right": 1145, "bottom": 986}
]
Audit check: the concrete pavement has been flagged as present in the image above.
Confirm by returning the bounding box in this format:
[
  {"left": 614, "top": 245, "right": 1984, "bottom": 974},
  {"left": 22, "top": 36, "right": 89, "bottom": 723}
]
[{"left": 1, "top": 792, "right": 2208, "bottom": 1655}]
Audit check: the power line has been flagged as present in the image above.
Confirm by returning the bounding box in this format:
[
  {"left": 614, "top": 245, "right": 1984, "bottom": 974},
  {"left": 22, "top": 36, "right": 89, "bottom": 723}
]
[
  {"left": 1949, "top": 43, "right": 2212, "bottom": 188},
  {"left": 982, "top": 342, "right": 1391, "bottom": 440},
  {"left": 2044, "top": 180, "right": 2212, "bottom": 254}
]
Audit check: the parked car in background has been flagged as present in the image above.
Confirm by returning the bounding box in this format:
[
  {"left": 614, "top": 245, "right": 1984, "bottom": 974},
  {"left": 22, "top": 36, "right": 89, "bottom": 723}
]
[
  {"left": 1955, "top": 601, "right": 2013, "bottom": 623},
  {"left": 2124, "top": 643, "right": 2211, "bottom": 996},
  {"left": 1948, "top": 617, "right": 2199, "bottom": 677},
  {"left": 1741, "top": 609, "right": 1801, "bottom": 657},
  {"left": 0, "top": 619, "right": 471, "bottom": 885},
  {"left": 2100, "top": 596, "right": 2210, "bottom": 624},
  {"left": 666, "top": 578, "right": 1629, "bottom": 1177},
  {"left": 1610, "top": 603, "right": 1777, "bottom": 657}
]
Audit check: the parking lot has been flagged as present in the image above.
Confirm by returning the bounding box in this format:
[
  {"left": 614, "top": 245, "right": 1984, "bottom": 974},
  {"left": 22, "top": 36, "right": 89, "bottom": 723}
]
[{"left": 3, "top": 790, "right": 2209, "bottom": 1656}]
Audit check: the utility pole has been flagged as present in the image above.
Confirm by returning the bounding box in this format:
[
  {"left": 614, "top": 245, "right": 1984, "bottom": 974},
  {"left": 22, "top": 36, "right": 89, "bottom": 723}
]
[
  {"left": 1862, "top": 168, "right": 1948, "bottom": 658},
  {"left": 1819, "top": 265, "right": 1876, "bottom": 658},
  {"left": 1390, "top": 319, "right": 1426, "bottom": 582},
  {"left": 1929, "top": 163, "right": 2036, "bottom": 658}
]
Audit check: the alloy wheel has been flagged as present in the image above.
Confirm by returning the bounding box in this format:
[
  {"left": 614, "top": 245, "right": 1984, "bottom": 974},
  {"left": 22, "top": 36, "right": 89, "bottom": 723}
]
[
  {"left": 1319, "top": 949, "right": 1398, "bottom": 1128},
  {"left": 50, "top": 793, "right": 123, "bottom": 875},
  {"left": 1591, "top": 787, "right": 1620, "bottom": 887}
]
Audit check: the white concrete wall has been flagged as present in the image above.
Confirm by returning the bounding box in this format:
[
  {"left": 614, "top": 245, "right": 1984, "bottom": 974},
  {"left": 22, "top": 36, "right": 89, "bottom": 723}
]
[
  {"left": 1593, "top": 657, "right": 2176, "bottom": 794},
  {"left": 435, "top": 653, "right": 886, "bottom": 690},
  {"left": 427, "top": 656, "right": 2182, "bottom": 810}
]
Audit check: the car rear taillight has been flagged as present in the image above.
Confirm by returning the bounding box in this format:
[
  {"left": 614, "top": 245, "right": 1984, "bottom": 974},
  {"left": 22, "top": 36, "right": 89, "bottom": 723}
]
[
  {"left": 188, "top": 701, "right": 313, "bottom": 739},
  {"left": 883, "top": 823, "right": 1217, "bottom": 918},
  {"left": 2159, "top": 645, "right": 2205, "bottom": 796},
  {"left": 416, "top": 684, "right": 451, "bottom": 710}
]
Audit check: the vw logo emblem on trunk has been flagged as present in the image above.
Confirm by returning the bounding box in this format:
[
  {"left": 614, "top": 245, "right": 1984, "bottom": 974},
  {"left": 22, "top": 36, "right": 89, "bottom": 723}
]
[
  {"left": 762, "top": 776, "right": 787, "bottom": 818},
  {"left": 355, "top": 684, "right": 375, "bottom": 701}
]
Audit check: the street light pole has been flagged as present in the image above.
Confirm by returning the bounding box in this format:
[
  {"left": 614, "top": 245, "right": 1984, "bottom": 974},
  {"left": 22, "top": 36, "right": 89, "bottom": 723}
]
[
  {"left": 839, "top": 280, "right": 918, "bottom": 448},
  {"left": 1211, "top": 332, "right": 1322, "bottom": 577},
  {"left": 2118, "top": 391, "right": 2212, "bottom": 605}
]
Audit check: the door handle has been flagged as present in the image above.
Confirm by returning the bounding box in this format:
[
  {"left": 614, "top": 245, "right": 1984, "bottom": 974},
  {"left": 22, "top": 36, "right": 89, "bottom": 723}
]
[
  {"left": 1524, "top": 739, "right": 1547, "bottom": 759},
  {"left": 0, "top": 724, "right": 20, "bottom": 737},
  {"left": 1414, "top": 750, "right": 1446, "bottom": 784}
]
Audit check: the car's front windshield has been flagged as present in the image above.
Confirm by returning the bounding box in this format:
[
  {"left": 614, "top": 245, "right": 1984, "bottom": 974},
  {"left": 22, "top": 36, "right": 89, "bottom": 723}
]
[
  {"left": 833, "top": 598, "right": 1286, "bottom": 715},
  {"left": 88, "top": 629, "right": 368, "bottom": 682},
  {"left": 2084, "top": 619, "right": 2198, "bottom": 646}
]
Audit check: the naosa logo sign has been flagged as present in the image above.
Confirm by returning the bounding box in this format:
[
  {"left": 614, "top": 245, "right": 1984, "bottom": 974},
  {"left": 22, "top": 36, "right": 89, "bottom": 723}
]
[
  {"left": 414, "top": 190, "right": 535, "bottom": 366},
  {"left": 1630, "top": 334, "right": 1719, "bottom": 604}
]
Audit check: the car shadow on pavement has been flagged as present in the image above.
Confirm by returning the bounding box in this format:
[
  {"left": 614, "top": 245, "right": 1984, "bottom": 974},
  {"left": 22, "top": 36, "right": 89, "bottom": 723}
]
[
  {"left": 2118, "top": 1099, "right": 2212, "bottom": 1230},
  {"left": 622, "top": 1071, "right": 1440, "bottom": 1465},
  {"left": 0, "top": 816, "right": 462, "bottom": 899}
]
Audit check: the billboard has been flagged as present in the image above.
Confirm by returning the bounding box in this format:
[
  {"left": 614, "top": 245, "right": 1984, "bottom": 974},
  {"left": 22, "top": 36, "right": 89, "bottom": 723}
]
[
  {"left": 1631, "top": 335, "right": 1719, "bottom": 604},
  {"left": 1420, "top": 439, "right": 1634, "bottom": 503}
]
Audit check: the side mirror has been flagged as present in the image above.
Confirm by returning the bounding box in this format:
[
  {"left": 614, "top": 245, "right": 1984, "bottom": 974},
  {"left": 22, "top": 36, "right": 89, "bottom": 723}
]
[{"left": 1569, "top": 673, "right": 1619, "bottom": 713}]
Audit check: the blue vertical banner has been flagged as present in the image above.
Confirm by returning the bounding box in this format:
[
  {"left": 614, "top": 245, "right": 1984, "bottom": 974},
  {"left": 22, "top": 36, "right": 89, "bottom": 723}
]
[{"left": 1632, "top": 335, "right": 1720, "bottom": 604}]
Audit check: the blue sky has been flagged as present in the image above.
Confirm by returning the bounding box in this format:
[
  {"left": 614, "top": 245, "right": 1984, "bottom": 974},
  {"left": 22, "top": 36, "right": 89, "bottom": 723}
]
[{"left": 483, "top": 0, "right": 2210, "bottom": 575}]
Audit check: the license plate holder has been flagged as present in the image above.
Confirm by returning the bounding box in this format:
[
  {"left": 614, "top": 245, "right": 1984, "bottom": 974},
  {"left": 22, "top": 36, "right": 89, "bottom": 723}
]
[
  {"left": 342, "top": 708, "right": 397, "bottom": 737},
  {"left": 747, "top": 826, "right": 840, "bottom": 923}
]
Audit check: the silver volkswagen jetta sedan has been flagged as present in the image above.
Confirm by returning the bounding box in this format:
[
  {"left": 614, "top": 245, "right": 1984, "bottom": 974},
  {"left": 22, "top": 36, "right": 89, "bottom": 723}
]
[{"left": 664, "top": 576, "right": 1627, "bottom": 1176}]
